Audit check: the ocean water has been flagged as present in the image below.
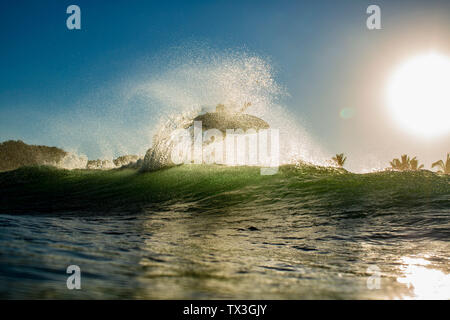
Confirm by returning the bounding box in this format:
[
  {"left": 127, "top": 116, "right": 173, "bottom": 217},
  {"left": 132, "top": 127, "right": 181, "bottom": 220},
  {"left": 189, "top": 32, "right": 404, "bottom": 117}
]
[{"left": 0, "top": 165, "right": 449, "bottom": 299}]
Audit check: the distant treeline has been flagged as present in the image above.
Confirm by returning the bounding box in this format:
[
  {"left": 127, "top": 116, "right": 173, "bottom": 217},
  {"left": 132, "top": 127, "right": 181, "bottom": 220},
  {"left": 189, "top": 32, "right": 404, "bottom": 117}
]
[
  {"left": 0, "top": 140, "right": 67, "bottom": 172},
  {"left": 0, "top": 140, "right": 142, "bottom": 172}
]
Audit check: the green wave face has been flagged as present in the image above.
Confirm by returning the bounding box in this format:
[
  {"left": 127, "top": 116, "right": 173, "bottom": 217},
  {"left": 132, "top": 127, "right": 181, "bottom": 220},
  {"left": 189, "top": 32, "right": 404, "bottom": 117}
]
[
  {"left": 0, "top": 165, "right": 448, "bottom": 215},
  {"left": 0, "top": 165, "right": 449, "bottom": 299}
]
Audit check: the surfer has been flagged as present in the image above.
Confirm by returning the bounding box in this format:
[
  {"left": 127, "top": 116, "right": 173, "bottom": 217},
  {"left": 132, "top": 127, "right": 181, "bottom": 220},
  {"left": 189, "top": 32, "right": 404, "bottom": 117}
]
[{"left": 191, "top": 102, "right": 269, "bottom": 132}]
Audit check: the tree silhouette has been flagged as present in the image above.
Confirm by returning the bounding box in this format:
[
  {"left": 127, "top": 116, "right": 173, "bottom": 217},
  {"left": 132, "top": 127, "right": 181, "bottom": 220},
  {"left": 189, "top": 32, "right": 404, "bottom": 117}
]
[
  {"left": 332, "top": 153, "right": 347, "bottom": 167},
  {"left": 390, "top": 154, "right": 423, "bottom": 171},
  {"left": 432, "top": 153, "right": 450, "bottom": 174}
]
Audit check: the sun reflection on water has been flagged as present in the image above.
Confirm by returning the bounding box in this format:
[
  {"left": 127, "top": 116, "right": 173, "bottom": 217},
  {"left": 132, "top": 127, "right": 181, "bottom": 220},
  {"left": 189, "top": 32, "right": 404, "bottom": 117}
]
[{"left": 397, "top": 256, "right": 450, "bottom": 300}]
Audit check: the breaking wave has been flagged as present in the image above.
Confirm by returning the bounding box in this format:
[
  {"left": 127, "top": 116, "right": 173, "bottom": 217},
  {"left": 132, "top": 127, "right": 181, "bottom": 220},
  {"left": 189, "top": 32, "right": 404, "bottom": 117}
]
[{"left": 130, "top": 47, "right": 329, "bottom": 171}]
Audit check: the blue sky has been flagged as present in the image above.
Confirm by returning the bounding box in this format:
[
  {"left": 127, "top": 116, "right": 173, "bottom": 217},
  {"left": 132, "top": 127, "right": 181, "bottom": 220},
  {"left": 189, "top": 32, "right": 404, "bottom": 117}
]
[{"left": 1, "top": 0, "right": 449, "bottom": 170}]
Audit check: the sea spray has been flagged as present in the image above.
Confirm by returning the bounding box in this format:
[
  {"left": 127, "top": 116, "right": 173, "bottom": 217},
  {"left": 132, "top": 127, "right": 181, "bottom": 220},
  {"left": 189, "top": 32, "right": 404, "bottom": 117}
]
[
  {"left": 135, "top": 48, "right": 328, "bottom": 171},
  {"left": 34, "top": 45, "right": 330, "bottom": 170},
  {"left": 57, "top": 152, "right": 88, "bottom": 170}
]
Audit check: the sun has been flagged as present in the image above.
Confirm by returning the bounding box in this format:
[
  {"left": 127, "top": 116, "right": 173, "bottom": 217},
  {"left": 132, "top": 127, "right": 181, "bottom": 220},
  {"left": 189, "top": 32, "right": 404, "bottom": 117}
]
[{"left": 386, "top": 52, "right": 450, "bottom": 138}]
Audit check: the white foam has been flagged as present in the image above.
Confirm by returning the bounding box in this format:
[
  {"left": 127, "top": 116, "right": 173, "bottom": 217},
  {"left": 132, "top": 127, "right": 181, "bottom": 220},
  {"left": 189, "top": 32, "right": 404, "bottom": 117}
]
[{"left": 135, "top": 49, "right": 328, "bottom": 170}]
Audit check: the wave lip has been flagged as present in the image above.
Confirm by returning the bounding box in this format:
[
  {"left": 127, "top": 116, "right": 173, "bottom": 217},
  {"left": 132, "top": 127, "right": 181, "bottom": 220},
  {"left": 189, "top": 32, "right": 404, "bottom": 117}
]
[{"left": 0, "top": 164, "right": 448, "bottom": 215}]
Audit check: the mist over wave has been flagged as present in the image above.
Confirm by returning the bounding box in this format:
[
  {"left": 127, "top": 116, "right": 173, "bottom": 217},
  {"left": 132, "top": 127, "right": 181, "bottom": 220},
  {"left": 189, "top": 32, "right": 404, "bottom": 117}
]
[
  {"left": 32, "top": 45, "right": 329, "bottom": 171},
  {"left": 131, "top": 47, "right": 329, "bottom": 170}
]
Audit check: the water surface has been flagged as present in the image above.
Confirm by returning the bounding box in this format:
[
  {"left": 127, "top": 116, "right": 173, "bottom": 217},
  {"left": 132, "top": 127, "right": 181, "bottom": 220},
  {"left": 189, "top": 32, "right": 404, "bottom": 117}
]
[{"left": 0, "top": 165, "right": 449, "bottom": 299}]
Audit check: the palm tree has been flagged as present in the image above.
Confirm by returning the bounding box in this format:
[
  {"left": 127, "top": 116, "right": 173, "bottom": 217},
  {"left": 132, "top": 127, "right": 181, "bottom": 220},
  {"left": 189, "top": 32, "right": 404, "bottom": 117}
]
[
  {"left": 390, "top": 154, "right": 409, "bottom": 171},
  {"left": 432, "top": 153, "right": 450, "bottom": 174},
  {"left": 332, "top": 153, "right": 347, "bottom": 167},
  {"left": 389, "top": 154, "right": 423, "bottom": 171},
  {"left": 409, "top": 157, "right": 424, "bottom": 170}
]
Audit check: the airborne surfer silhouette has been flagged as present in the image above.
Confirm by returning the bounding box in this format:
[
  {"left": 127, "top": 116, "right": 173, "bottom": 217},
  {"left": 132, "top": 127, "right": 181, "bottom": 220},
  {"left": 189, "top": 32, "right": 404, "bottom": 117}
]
[{"left": 191, "top": 102, "right": 269, "bottom": 132}]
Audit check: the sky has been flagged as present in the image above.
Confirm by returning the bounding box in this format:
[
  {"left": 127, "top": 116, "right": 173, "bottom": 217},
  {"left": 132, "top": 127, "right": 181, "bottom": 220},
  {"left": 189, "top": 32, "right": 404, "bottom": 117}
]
[{"left": 0, "top": 0, "right": 449, "bottom": 171}]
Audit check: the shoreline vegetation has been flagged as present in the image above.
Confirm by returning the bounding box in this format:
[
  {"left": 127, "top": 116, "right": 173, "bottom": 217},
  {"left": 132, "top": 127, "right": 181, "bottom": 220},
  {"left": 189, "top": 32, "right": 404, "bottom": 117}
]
[
  {"left": 0, "top": 140, "right": 67, "bottom": 172},
  {"left": 0, "top": 140, "right": 142, "bottom": 172},
  {"left": 0, "top": 140, "right": 448, "bottom": 175}
]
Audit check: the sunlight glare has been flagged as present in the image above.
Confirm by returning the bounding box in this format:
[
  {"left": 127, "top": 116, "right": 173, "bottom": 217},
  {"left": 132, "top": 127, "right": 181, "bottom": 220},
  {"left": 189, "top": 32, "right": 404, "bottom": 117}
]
[
  {"left": 397, "top": 256, "right": 450, "bottom": 300},
  {"left": 386, "top": 53, "right": 450, "bottom": 138}
]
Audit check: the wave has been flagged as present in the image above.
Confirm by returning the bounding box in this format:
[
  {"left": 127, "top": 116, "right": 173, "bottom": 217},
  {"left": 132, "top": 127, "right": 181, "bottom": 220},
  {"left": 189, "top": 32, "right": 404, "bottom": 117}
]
[
  {"left": 0, "top": 164, "right": 448, "bottom": 214},
  {"left": 125, "top": 47, "right": 330, "bottom": 172}
]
